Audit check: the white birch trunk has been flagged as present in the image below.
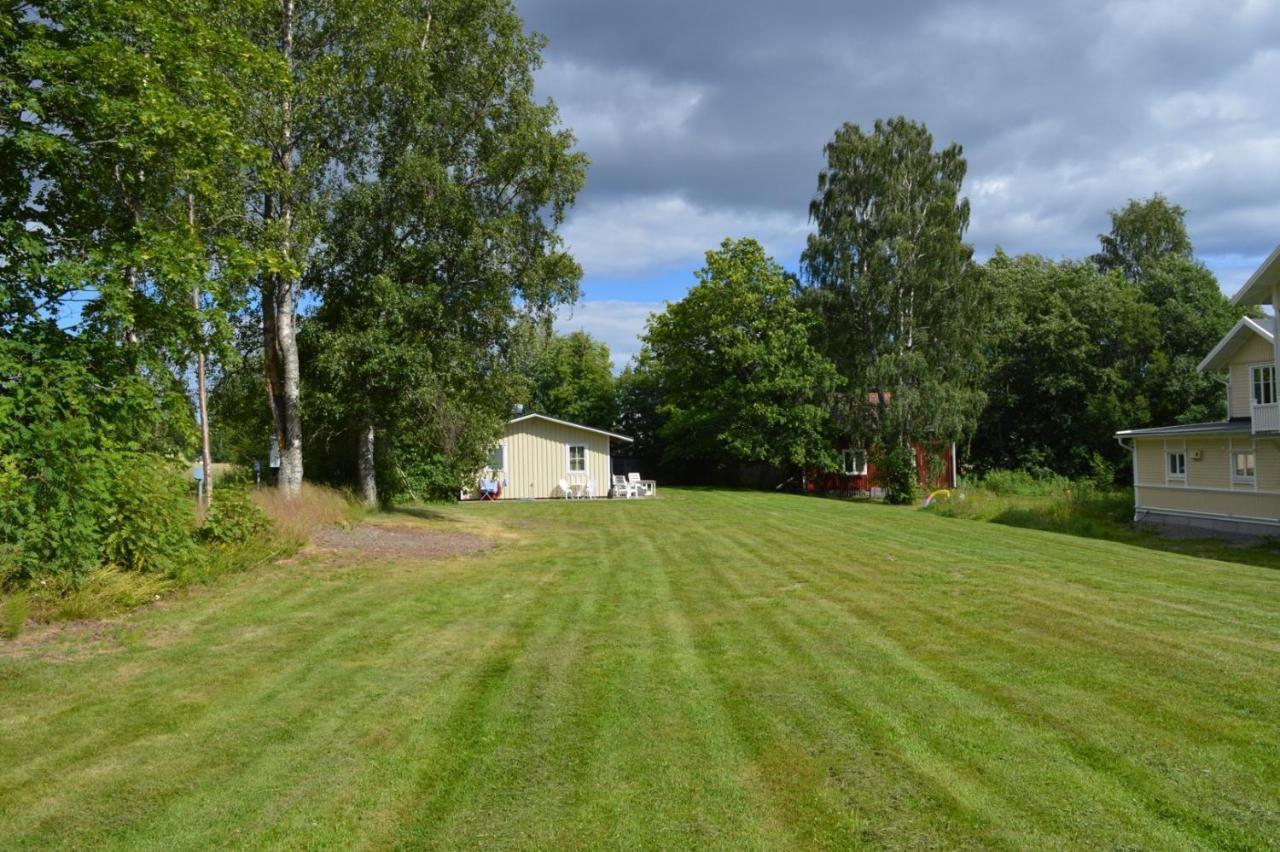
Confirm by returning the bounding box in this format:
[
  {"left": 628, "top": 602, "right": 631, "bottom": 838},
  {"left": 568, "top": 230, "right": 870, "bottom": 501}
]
[
  {"left": 189, "top": 195, "right": 213, "bottom": 506},
  {"left": 358, "top": 421, "right": 377, "bottom": 508}
]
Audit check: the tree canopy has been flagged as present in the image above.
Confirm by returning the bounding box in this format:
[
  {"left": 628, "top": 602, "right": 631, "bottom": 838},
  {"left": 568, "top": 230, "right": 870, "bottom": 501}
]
[
  {"left": 1093, "top": 194, "right": 1194, "bottom": 283},
  {"left": 640, "top": 238, "right": 838, "bottom": 469},
  {"left": 524, "top": 331, "right": 617, "bottom": 431},
  {"left": 799, "top": 117, "right": 988, "bottom": 495}
]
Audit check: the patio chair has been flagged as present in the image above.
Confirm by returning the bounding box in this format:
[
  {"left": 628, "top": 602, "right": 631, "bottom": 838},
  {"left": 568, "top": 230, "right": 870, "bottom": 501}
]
[
  {"left": 479, "top": 479, "right": 499, "bottom": 501},
  {"left": 584, "top": 480, "right": 596, "bottom": 499},
  {"left": 611, "top": 474, "right": 631, "bottom": 499},
  {"left": 627, "top": 472, "right": 650, "bottom": 497},
  {"left": 557, "top": 478, "right": 574, "bottom": 499}
]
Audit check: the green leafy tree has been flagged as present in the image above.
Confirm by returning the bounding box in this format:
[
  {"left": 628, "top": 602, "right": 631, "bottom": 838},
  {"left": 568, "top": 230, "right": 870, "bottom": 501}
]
[
  {"left": 642, "top": 238, "right": 838, "bottom": 469},
  {"left": 1140, "top": 255, "right": 1243, "bottom": 425},
  {"left": 300, "top": 0, "right": 585, "bottom": 505},
  {"left": 972, "top": 252, "right": 1158, "bottom": 477},
  {"left": 800, "top": 117, "right": 988, "bottom": 485},
  {"left": 1093, "top": 194, "right": 1193, "bottom": 283},
  {"left": 2, "top": 0, "right": 268, "bottom": 582},
  {"left": 615, "top": 351, "right": 664, "bottom": 468},
  {"left": 527, "top": 331, "right": 617, "bottom": 430}
]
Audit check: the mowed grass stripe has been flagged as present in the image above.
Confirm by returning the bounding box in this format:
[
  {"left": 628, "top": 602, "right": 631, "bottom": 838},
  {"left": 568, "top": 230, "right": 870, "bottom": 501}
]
[
  {"left": 710, "top": 519, "right": 1237, "bottom": 848},
  {"left": 703, "top": 490, "right": 1277, "bottom": 845},
  {"left": 1, "top": 489, "right": 1277, "bottom": 848}
]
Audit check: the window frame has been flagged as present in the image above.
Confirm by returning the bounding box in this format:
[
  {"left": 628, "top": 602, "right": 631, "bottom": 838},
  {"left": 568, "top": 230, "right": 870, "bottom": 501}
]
[
  {"left": 485, "top": 444, "right": 505, "bottom": 472},
  {"left": 1166, "top": 451, "right": 1186, "bottom": 479},
  {"left": 1232, "top": 450, "right": 1256, "bottom": 482},
  {"left": 841, "top": 448, "right": 868, "bottom": 476},
  {"left": 1252, "top": 363, "right": 1276, "bottom": 407},
  {"left": 567, "top": 443, "right": 587, "bottom": 474}
]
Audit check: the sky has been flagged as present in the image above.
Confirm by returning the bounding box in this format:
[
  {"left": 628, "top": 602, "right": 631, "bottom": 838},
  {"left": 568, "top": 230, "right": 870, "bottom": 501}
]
[{"left": 522, "top": 0, "right": 1280, "bottom": 369}]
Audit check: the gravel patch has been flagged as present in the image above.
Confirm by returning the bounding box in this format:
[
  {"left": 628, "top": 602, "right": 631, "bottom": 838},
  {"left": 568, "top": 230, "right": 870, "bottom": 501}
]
[{"left": 310, "top": 523, "right": 490, "bottom": 560}]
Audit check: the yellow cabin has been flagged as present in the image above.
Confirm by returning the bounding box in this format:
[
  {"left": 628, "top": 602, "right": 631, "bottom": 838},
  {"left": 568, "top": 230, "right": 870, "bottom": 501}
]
[{"left": 469, "top": 413, "right": 634, "bottom": 500}]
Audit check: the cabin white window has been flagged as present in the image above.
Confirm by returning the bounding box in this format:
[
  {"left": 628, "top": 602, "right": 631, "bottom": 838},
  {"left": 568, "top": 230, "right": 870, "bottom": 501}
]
[
  {"left": 485, "top": 444, "right": 505, "bottom": 471},
  {"left": 1166, "top": 451, "right": 1186, "bottom": 478},
  {"left": 567, "top": 444, "right": 586, "bottom": 473},
  {"left": 1232, "top": 450, "right": 1256, "bottom": 481},
  {"left": 1252, "top": 365, "right": 1276, "bottom": 406},
  {"left": 841, "top": 448, "right": 867, "bottom": 475}
]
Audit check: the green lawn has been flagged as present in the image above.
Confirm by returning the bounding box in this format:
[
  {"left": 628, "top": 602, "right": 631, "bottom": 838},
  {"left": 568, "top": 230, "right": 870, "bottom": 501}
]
[{"left": 2, "top": 489, "right": 1278, "bottom": 849}]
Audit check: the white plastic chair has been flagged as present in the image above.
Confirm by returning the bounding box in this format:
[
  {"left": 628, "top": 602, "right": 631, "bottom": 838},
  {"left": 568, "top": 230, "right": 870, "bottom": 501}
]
[
  {"left": 557, "top": 478, "right": 573, "bottom": 499},
  {"left": 627, "top": 472, "right": 648, "bottom": 497},
  {"left": 584, "top": 480, "right": 596, "bottom": 499},
  {"left": 612, "top": 474, "right": 630, "bottom": 498}
]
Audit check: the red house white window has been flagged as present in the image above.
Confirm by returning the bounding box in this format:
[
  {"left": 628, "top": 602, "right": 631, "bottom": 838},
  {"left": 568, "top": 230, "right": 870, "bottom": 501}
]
[{"left": 841, "top": 448, "right": 867, "bottom": 476}]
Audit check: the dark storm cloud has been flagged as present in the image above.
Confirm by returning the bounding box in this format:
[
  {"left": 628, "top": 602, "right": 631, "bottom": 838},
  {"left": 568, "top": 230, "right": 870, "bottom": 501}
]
[
  {"left": 528, "top": 1, "right": 1280, "bottom": 365},
  {"left": 522, "top": 0, "right": 1280, "bottom": 272}
]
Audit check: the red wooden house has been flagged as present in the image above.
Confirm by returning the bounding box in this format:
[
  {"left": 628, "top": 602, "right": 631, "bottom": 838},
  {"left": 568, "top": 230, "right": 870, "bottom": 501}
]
[
  {"left": 805, "top": 438, "right": 956, "bottom": 497},
  {"left": 805, "top": 391, "right": 956, "bottom": 497}
]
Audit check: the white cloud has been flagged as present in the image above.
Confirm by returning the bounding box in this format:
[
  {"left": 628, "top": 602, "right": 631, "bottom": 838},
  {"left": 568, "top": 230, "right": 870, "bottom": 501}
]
[
  {"left": 561, "top": 194, "right": 809, "bottom": 279},
  {"left": 554, "top": 299, "right": 664, "bottom": 371},
  {"left": 539, "top": 60, "right": 704, "bottom": 152}
]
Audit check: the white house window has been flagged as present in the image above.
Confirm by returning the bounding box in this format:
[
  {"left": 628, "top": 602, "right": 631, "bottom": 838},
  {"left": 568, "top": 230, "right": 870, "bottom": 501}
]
[
  {"left": 1253, "top": 365, "right": 1276, "bottom": 406},
  {"left": 1167, "top": 452, "right": 1186, "bottom": 477},
  {"left": 568, "top": 444, "right": 586, "bottom": 473},
  {"left": 485, "top": 444, "right": 505, "bottom": 471},
  {"left": 841, "top": 448, "right": 867, "bottom": 475},
  {"left": 1232, "top": 450, "right": 1256, "bottom": 481}
]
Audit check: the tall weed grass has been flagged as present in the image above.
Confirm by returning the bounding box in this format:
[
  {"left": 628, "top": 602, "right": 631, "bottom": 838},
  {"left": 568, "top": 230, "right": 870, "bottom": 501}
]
[{"left": 1, "top": 482, "right": 359, "bottom": 637}]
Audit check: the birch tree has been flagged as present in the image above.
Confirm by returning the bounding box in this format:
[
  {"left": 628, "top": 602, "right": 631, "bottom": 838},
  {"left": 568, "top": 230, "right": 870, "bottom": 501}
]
[
  {"left": 302, "top": 0, "right": 586, "bottom": 505},
  {"left": 801, "top": 117, "right": 987, "bottom": 497}
]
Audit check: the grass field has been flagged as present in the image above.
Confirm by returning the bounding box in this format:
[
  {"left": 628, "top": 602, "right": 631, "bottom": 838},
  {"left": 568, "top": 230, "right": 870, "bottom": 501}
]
[{"left": 2, "top": 489, "right": 1278, "bottom": 848}]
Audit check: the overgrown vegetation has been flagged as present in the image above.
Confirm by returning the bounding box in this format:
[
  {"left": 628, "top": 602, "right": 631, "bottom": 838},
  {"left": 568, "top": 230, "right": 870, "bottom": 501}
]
[
  {"left": 0, "top": 481, "right": 356, "bottom": 637},
  {"left": 929, "top": 471, "right": 1280, "bottom": 568}
]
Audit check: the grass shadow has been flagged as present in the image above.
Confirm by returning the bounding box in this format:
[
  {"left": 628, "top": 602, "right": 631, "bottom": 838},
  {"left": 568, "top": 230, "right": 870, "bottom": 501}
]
[{"left": 389, "top": 504, "right": 459, "bottom": 523}]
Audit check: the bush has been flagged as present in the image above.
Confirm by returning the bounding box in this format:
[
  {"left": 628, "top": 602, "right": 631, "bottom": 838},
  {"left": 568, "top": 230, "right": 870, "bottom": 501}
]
[
  {"left": 103, "top": 457, "right": 200, "bottom": 576},
  {"left": 876, "top": 444, "right": 918, "bottom": 505},
  {"left": 201, "top": 485, "right": 270, "bottom": 545}
]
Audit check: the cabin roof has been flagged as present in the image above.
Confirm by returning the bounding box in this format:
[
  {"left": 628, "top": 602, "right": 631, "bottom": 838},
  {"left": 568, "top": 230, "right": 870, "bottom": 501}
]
[{"left": 505, "top": 413, "right": 634, "bottom": 443}]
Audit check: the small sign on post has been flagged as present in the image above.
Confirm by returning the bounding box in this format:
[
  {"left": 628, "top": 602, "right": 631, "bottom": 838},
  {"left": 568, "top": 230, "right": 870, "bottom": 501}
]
[
  {"left": 252, "top": 459, "right": 261, "bottom": 488},
  {"left": 192, "top": 462, "right": 205, "bottom": 505}
]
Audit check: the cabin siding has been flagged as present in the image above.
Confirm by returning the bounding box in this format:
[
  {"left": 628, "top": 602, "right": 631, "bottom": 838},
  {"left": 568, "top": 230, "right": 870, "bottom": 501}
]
[{"left": 496, "top": 418, "right": 613, "bottom": 499}]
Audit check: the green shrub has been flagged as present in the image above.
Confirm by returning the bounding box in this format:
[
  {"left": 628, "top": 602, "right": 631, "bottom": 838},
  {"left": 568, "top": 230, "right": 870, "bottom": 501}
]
[
  {"left": 2, "top": 592, "right": 28, "bottom": 639},
  {"left": 103, "top": 457, "right": 199, "bottom": 576},
  {"left": 201, "top": 485, "right": 270, "bottom": 545},
  {"left": 876, "top": 444, "right": 918, "bottom": 505}
]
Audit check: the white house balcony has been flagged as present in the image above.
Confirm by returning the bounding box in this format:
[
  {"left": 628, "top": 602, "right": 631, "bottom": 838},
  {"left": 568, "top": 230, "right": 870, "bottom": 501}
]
[{"left": 1252, "top": 402, "right": 1280, "bottom": 433}]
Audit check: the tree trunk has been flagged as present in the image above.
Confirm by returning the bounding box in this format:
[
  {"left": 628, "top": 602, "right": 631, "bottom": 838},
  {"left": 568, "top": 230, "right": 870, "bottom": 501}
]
[
  {"left": 262, "top": 0, "right": 304, "bottom": 499},
  {"left": 358, "top": 420, "right": 377, "bottom": 508},
  {"left": 189, "top": 194, "right": 213, "bottom": 507}
]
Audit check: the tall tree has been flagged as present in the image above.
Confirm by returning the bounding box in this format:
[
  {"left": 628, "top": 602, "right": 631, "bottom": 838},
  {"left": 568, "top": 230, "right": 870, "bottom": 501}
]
[
  {"left": 641, "top": 238, "right": 838, "bottom": 469},
  {"left": 302, "top": 0, "right": 585, "bottom": 505},
  {"left": 800, "top": 117, "right": 987, "bottom": 489},
  {"left": 526, "top": 331, "right": 617, "bottom": 431},
  {"left": 238, "top": 0, "right": 411, "bottom": 498},
  {"left": 1093, "top": 194, "right": 1193, "bottom": 283}
]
